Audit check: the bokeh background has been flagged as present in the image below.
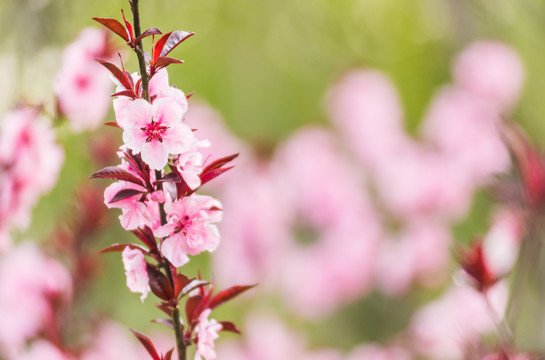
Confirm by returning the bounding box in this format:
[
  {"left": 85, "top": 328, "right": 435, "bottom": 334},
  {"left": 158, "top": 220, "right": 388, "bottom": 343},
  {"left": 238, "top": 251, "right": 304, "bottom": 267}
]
[{"left": 2, "top": 0, "right": 545, "bottom": 358}]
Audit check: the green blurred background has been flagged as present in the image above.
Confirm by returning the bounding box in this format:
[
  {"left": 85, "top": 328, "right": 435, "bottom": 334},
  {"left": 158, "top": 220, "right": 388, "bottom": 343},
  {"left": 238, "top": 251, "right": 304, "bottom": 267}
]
[{"left": 2, "top": 0, "right": 545, "bottom": 353}]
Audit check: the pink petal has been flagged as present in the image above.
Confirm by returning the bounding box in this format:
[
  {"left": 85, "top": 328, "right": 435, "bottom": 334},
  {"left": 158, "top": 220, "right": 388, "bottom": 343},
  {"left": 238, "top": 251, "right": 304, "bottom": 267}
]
[
  {"left": 141, "top": 140, "right": 169, "bottom": 170},
  {"left": 152, "top": 98, "right": 184, "bottom": 127},
  {"left": 161, "top": 235, "right": 190, "bottom": 267}
]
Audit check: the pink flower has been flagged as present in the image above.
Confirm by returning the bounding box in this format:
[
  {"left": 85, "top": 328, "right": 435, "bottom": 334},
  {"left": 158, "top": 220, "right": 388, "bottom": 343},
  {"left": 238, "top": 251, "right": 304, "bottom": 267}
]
[
  {"left": 0, "top": 242, "right": 72, "bottom": 357},
  {"left": 116, "top": 98, "right": 195, "bottom": 170},
  {"left": 19, "top": 340, "right": 72, "bottom": 360},
  {"left": 54, "top": 28, "right": 114, "bottom": 131},
  {"left": 452, "top": 41, "right": 524, "bottom": 110},
  {"left": 155, "top": 195, "right": 222, "bottom": 266},
  {"left": 176, "top": 146, "right": 205, "bottom": 190},
  {"left": 104, "top": 180, "right": 159, "bottom": 231},
  {"left": 80, "top": 321, "right": 149, "bottom": 360},
  {"left": 346, "top": 344, "right": 411, "bottom": 360},
  {"left": 195, "top": 309, "right": 222, "bottom": 360},
  {"left": 122, "top": 247, "right": 150, "bottom": 301}
]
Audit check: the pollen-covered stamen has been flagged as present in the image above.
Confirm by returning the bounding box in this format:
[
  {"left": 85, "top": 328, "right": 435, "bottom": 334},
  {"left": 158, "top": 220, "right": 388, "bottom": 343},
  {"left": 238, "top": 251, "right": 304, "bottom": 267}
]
[
  {"left": 173, "top": 215, "right": 192, "bottom": 235},
  {"left": 140, "top": 119, "right": 168, "bottom": 143}
]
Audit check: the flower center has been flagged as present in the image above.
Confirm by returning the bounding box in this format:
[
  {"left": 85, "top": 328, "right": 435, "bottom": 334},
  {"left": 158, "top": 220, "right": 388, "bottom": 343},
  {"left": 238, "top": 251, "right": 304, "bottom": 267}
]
[
  {"left": 141, "top": 120, "right": 168, "bottom": 143},
  {"left": 174, "top": 215, "right": 192, "bottom": 235}
]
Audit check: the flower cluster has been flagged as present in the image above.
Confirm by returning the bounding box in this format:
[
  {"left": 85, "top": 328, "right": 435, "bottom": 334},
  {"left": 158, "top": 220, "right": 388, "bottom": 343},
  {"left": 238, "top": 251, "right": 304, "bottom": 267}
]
[{"left": 90, "top": 3, "right": 253, "bottom": 359}]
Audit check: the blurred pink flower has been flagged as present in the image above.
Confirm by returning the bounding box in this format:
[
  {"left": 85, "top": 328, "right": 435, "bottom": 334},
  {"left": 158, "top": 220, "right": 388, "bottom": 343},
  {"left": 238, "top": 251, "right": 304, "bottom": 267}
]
[
  {"left": 122, "top": 247, "right": 150, "bottom": 301},
  {"left": 0, "top": 242, "right": 72, "bottom": 357},
  {"left": 54, "top": 28, "right": 114, "bottom": 132},
  {"left": 80, "top": 321, "right": 148, "bottom": 360},
  {"left": 0, "top": 107, "right": 64, "bottom": 238},
  {"left": 155, "top": 194, "right": 222, "bottom": 266},
  {"left": 195, "top": 309, "right": 222, "bottom": 360},
  {"left": 409, "top": 282, "right": 508, "bottom": 360},
  {"left": 452, "top": 41, "right": 524, "bottom": 110},
  {"left": 116, "top": 98, "right": 194, "bottom": 170},
  {"left": 19, "top": 340, "right": 72, "bottom": 360}
]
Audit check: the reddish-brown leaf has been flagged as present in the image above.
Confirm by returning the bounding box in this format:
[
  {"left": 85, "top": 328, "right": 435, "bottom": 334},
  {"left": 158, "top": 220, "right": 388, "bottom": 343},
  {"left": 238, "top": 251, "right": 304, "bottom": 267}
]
[
  {"left": 202, "top": 153, "right": 239, "bottom": 173},
  {"left": 151, "top": 318, "right": 174, "bottom": 329},
  {"left": 180, "top": 280, "right": 209, "bottom": 299},
  {"left": 185, "top": 295, "right": 203, "bottom": 325},
  {"left": 174, "top": 273, "right": 192, "bottom": 297},
  {"left": 111, "top": 90, "right": 136, "bottom": 99},
  {"left": 120, "top": 9, "right": 134, "bottom": 41},
  {"left": 219, "top": 321, "right": 241, "bottom": 334},
  {"left": 109, "top": 188, "right": 145, "bottom": 203},
  {"left": 200, "top": 166, "right": 234, "bottom": 186},
  {"left": 155, "top": 56, "right": 184, "bottom": 70},
  {"left": 134, "top": 27, "right": 162, "bottom": 44},
  {"left": 96, "top": 60, "right": 132, "bottom": 89},
  {"left": 92, "top": 17, "right": 129, "bottom": 42},
  {"left": 89, "top": 166, "right": 144, "bottom": 186},
  {"left": 147, "top": 264, "right": 174, "bottom": 301},
  {"left": 209, "top": 285, "right": 256, "bottom": 310},
  {"left": 130, "top": 329, "right": 161, "bottom": 360},
  {"left": 99, "top": 243, "right": 147, "bottom": 254},
  {"left": 131, "top": 227, "right": 158, "bottom": 252},
  {"left": 104, "top": 121, "right": 121, "bottom": 128},
  {"left": 154, "top": 172, "right": 181, "bottom": 185},
  {"left": 156, "top": 303, "right": 173, "bottom": 316},
  {"left": 154, "top": 31, "right": 194, "bottom": 62},
  {"left": 163, "top": 348, "right": 174, "bottom": 360}
]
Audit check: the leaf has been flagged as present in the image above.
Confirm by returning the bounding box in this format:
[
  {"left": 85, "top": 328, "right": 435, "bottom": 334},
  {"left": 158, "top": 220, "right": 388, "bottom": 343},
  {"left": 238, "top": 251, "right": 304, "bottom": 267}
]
[
  {"left": 131, "top": 227, "right": 158, "bottom": 252},
  {"left": 120, "top": 9, "right": 134, "bottom": 41},
  {"left": 200, "top": 166, "right": 234, "bottom": 186},
  {"left": 154, "top": 31, "right": 194, "bottom": 62},
  {"left": 92, "top": 17, "right": 129, "bottom": 42},
  {"left": 146, "top": 264, "right": 174, "bottom": 301},
  {"left": 163, "top": 348, "right": 174, "bottom": 360},
  {"left": 174, "top": 273, "right": 192, "bottom": 297},
  {"left": 185, "top": 295, "right": 202, "bottom": 325},
  {"left": 151, "top": 318, "right": 174, "bottom": 329},
  {"left": 111, "top": 90, "right": 136, "bottom": 98},
  {"left": 202, "top": 153, "right": 239, "bottom": 173},
  {"left": 219, "top": 321, "right": 241, "bottom": 334},
  {"left": 108, "top": 188, "right": 145, "bottom": 203},
  {"left": 154, "top": 172, "right": 181, "bottom": 184},
  {"left": 180, "top": 279, "right": 209, "bottom": 298},
  {"left": 96, "top": 60, "right": 132, "bottom": 90},
  {"left": 134, "top": 27, "right": 162, "bottom": 44},
  {"left": 156, "top": 303, "right": 172, "bottom": 316},
  {"left": 209, "top": 284, "right": 256, "bottom": 310},
  {"left": 99, "top": 243, "right": 147, "bottom": 254},
  {"left": 155, "top": 56, "right": 184, "bottom": 70},
  {"left": 130, "top": 329, "right": 161, "bottom": 360},
  {"left": 89, "top": 166, "right": 144, "bottom": 186},
  {"left": 104, "top": 121, "right": 121, "bottom": 128}
]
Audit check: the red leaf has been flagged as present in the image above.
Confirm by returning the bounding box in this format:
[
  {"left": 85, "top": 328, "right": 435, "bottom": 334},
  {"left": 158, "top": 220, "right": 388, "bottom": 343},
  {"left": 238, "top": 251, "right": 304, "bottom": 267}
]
[
  {"left": 130, "top": 329, "right": 161, "bottom": 360},
  {"left": 104, "top": 121, "right": 121, "bottom": 128},
  {"left": 154, "top": 172, "right": 181, "bottom": 185},
  {"left": 92, "top": 17, "right": 129, "bottom": 42},
  {"left": 111, "top": 90, "right": 136, "bottom": 98},
  {"left": 209, "top": 285, "right": 256, "bottom": 310},
  {"left": 146, "top": 264, "right": 174, "bottom": 301},
  {"left": 180, "top": 279, "right": 209, "bottom": 299},
  {"left": 156, "top": 303, "right": 173, "bottom": 316},
  {"left": 89, "top": 166, "right": 144, "bottom": 186},
  {"left": 134, "top": 27, "right": 162, "bottom": 44},
  {"left": 163, "top": 348, "right": 174, "bottom": 360},
  {"left": 174, "top": 273, "right": 192, "bottom": 297},
  {"left": 185, "top": 295, "right": 203, "bottom": 325},
  {"left": 200, "top": 166, "right": 234, "bottom": 186},
  {"left": 96, "top": 60, "right": 132, "bottom": 90},
  {"left": 131, "top": 227, "right": 158, "bottom": 252},
  {"left": 154, "top": 31, "right": 194, "bottom": 62},
  {"left": 155, "top": 56, "right": 184, "bottom": 70},
  {"left": 99, "top": 243, "right": 147, "bottom": 254},
  {"left": 219, "top": 321, "right": 241, "bottom": 334},
  {"left": 108, "top": 188, "right": 145, "bottom": 203},
  {"left": 121, "top": 9, "right": 134, "bottom": 42},
  {"left": 202, "top": 153, "right": 239, "bottom": 173}
]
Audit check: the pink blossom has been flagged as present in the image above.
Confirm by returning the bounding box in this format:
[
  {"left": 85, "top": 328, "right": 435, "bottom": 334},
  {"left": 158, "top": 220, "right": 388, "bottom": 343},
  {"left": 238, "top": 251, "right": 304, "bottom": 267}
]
[
  {"left": 195, "top": 309, "right": 222, "bottom": 360},
  {"left": 409, "top": 282, "right": 508, "bottom": 360},
  {"left": 19, "top": 340, "right": 72, "bottom": 360},
  {"left": 176, "top": 146, "right": 205, "bottom": 190},
  {"left": 80, "top": 321, "right": 149, "bottom": 360},
  {"left": 116, "top": 98, "right": 195, "bottom": 170},
  {"left": 452, "top": 41, "right": 524, "bottom": 110},
  {"left": 155, "top": 195, "right": 222, "bottom": 266},
  {"left": 0, "top": 242, "right": 72, "bottom": 357},
  {"left": 104, "top": 180, "right": 159, "bottom": 231},
  {"left": 122, "top": 247, "right": 150, "bottom": 301},
  {"left": 0, "top": 107, "right": 64, "bottom": 235},
  {"left": 54, "top": 28, "right": 114, "bottom": 131}
]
